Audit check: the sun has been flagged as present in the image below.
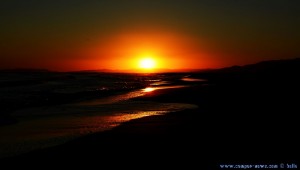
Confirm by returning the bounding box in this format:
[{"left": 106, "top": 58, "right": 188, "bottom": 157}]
[{"left": 139, "top": 58, "right": 156, "bottom": 69}]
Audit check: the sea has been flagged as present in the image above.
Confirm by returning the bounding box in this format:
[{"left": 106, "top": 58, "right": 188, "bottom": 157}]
[{"left": 0, "top": 71, "right": 205, "bottom": 158}]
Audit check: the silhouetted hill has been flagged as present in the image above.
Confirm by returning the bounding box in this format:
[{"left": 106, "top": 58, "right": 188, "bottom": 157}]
[
  {"left": 194, "top": 58, "right": 300, "bottom": 84},
  {"left": 219, "top": 58, "right": 300, "bottom": 74},
  {"left": 0, "top": 68, "right": 50, "bottom": 73}
]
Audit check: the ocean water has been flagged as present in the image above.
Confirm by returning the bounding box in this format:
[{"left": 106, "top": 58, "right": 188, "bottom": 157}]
[{"left": 0, "top": 72, "right": 202, "bottom": 158}]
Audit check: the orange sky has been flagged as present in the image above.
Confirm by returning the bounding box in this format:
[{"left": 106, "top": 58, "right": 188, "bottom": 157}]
[
  {"left": 78, "top": 30, "right": 222, "bottom": 72},
  {"left": 1, "top": 27, "right": 298, "bottom": 72},
  {"left": 0, "top": 28, "right": 222, "bottom": 72},
  {"left": 1, "top": 1, "right": 300, "bottom": 72}
]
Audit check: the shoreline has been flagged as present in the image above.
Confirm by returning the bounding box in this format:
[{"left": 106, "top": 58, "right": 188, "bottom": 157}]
[
  {"left": 1, "top": 58, "right": 299, "bottom": 168},
  {"left": 1, "top": 82, "right": 298, "bottom": 168},
  {"left": 0, "top": 85, "right": 204, "bottom": 164},
  {"left": 0, "top": 85, "right": 199, "bottom": 159}
]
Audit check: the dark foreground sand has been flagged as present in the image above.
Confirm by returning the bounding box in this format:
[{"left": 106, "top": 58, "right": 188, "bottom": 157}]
[{"left": 1, "top": 80, "right": 298, "bottom": 169}]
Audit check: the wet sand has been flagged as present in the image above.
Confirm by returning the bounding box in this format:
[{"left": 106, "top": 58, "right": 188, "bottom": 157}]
[{"left": 1, "top": 82, "right": 298, "bottom": 169}]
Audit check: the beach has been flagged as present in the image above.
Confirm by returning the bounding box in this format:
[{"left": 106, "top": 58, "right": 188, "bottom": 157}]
[
  {"left": 1, "top": 59, "right": 299, "bottom": 168},
  {"left": 1, "top": 85, "right": 298, "bottom": 168},
  {"left": 1, "top": 86, "right": 215, "bottom": 168}
]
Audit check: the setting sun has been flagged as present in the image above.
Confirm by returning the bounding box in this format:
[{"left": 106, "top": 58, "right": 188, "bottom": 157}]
[{"left": 139, "top": 58, "right": 156, "bottom": 69}]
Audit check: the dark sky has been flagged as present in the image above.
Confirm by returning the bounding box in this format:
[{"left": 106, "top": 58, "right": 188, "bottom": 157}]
[{"left": 1, "top": 0, "right": 300, "bottom": 71}]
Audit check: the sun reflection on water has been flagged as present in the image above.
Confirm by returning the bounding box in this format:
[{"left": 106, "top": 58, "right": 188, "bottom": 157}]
[
  {"left": 142, "top": 85, "right": 187, "bottom": 93},
  {"left": 143, "top": 87, "right": 155, "bottom": 92}
]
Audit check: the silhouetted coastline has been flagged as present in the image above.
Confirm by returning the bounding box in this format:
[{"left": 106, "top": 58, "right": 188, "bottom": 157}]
[{"left": 0, "top": 58, "right": 299, "bottom": 168}]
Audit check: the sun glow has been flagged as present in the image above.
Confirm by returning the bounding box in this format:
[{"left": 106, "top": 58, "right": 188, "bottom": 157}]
[
  {"left": 84, "top": 30, "right": 212, "bottom": 72},
  {"left": 139, "top": 58, "right": 156, "bottom": 69}
]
